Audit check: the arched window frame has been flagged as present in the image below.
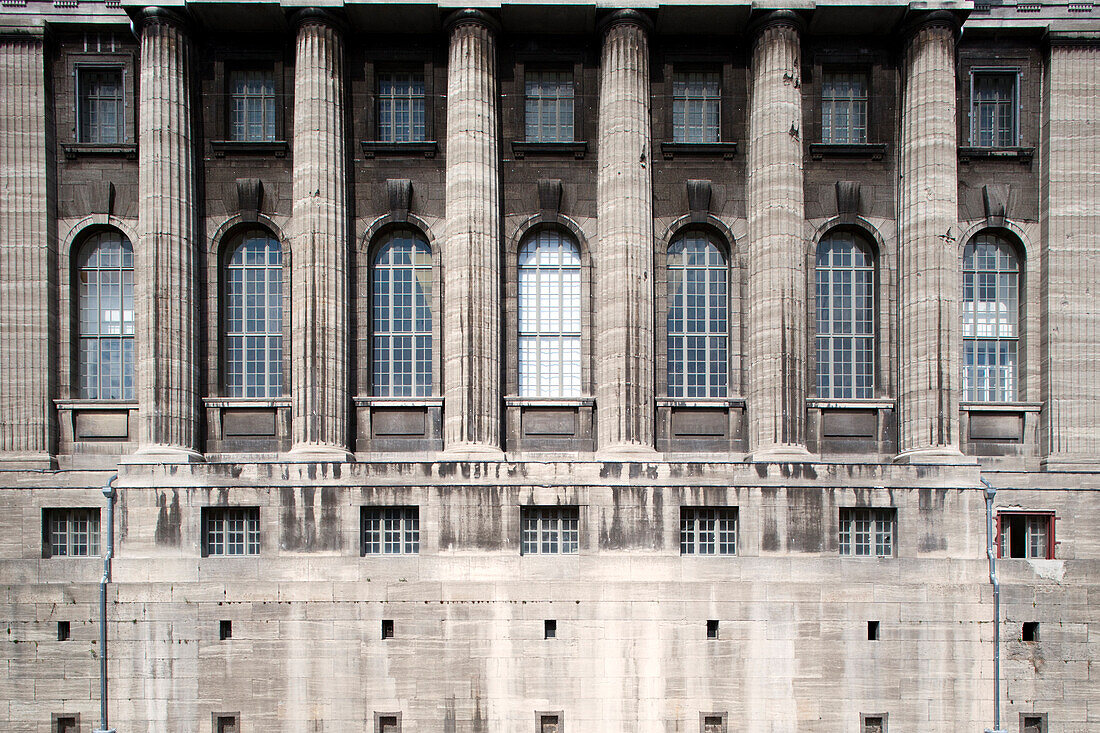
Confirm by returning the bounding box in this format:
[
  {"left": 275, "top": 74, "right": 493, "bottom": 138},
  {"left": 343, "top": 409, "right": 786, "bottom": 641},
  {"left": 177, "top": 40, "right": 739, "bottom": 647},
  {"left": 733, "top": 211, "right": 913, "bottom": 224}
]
[
  {"left": 664, "top": 228, "right": 731, "bottom": 399},
  {"left": 73, "top": 228, "right": 135, "bottom": 401},
  {"left": 961, "top": 231, "right": 1022, "bottom": 403},
  {"left": 219, "top": 228, "right": 286, "bottom": 399},
  {"left": 813, "top": 229, "right": 878, "bottom": 400},
  {"left": 366, "top": 228, "right": 436, "bottom": 397}
]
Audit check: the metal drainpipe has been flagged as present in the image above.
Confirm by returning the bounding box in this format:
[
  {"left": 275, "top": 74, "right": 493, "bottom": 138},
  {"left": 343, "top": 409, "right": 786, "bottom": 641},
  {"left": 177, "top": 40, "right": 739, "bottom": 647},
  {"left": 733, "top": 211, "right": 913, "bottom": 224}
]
[
  {"left": 982, "top": 476, "right": 1005, "bottom": 733},
  {"left": 96, "top": 474, "right": 117, "bottom": 733}
]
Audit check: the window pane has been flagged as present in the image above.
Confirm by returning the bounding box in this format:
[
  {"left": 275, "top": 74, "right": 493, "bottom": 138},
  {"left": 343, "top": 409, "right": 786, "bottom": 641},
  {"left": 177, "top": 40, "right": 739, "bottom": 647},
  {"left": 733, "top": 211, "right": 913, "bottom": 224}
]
[
  {"left": 49, "top": 509, "right": 101, "bottom": 557},
  {"left": 815, "top": 232, "right": 875, "bottom": 399},
  {"left": 672, "top": 72, "right": 720, "bottom": 143},
  {"left": 378, "top": 72, "right": 426, "bottom": 143},
  {"left": 229, "top": 70, "right": 276, "bottom": 142},
  {"left": 821, "top": 73, "right": 868, "bottom": 144},
  {"left": 962, "top": 234, "right": 1020, "bottom": 402},
  {"left": 518, "top": 231, "right": 582, "bottom": 397},
  {"left": 679, "top": 507, "right": 737, "bottom": 555},
  {"left": 521, "top": 507, "right": 579, "bottom": 555},
  {"left": 78, "top": 231, "right": 135, "bottom": 399},
  {"left": 225, "top": 231, "right": 283, "bottom": 398},
  {"left": 839, "top": 508, "right": 894, "bottom": 557},
  {"left": 373, "top": 231, "right": 433, "bottom": 396},
  {"left": 525, "top": 70, "right": 574, "bottom": 143},
  {"left": 205, "top": 508, "right": 260, "bottom": 556},
  {"left": 79, "top": 68, "right": 125, "bottom": 144},
  {"left": 362, "top": 507, "right": 420, "bottom": 555},
  {"left": 972, "top": 72, "right": 1017, "bottom": 147},
  {"left": 667, "top": 231, "right": 728, "bottom": 398}
]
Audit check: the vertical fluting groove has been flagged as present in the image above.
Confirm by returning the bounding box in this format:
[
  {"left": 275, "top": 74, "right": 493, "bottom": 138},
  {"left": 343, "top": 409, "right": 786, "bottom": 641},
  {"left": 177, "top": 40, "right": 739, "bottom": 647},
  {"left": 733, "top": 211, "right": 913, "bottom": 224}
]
[
  {"left": 745, "top": 19, "right": 807, "bottom": 454},
  {"left": 0, "top": 37, "right": 52, "bottom": 457},
  {"left": 897, "top": 21, "right": 960, "bottom": 456},
  {"left": 1040, "top": 43, "right": 1100, "bottom": 462},
  {"left": 291, "top": 19, "right": 349, "bottom": 452},
  {"left": 595, "top": 18, "right": 654, "bottom": 451},
  {"left": 443, "top": 18, "right": 501, "bottom": 450},
  {"left": 136, "top": 15, "right": 200, "bottom": 455}
]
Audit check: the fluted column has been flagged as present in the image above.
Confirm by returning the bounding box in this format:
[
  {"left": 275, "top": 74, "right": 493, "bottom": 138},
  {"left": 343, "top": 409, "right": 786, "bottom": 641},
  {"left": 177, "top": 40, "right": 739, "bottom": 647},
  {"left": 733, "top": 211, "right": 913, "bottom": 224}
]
[
  {"left": 442, "top": 10, "right": 502, "bottom": 455},
  {"left": 745, "top": 12, "right": 810, "bottom": 459},
  {"left": 896, "top": 13, "right": 965, "bottom": 462},
  {"left": 289, "top": 10, "right": 351, "bottom": 458},
  {"left": 132, "top": 8, "right": 201, "bottom": 461},
  {"left": 0, "top": 29, "right": 54, "bottom": 467},
  {"left": 1040, "top": 36, "right": 1100, "bottom": 469},
  {"left": 595, "top": 10, "right": 655, "bottom": 454}
]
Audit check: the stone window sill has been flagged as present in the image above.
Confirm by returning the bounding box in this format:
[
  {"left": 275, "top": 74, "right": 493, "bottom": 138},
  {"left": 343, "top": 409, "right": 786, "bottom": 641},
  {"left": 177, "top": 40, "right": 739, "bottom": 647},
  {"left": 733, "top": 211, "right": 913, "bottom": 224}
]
[
  {"left": 354, "top": 396, "right": 443, "bottom": 408},
  {"left": 656, "top": 396, "right": 745, "bottom": 408},
  {"left": 203, "top": 397, "right": 290, "bottom": 409},
  {"left": 210, "top": 140, "right": 289, "bottom": 158},
  {"left": 55, "top": 399, "right": 138, "bottom": 410},
  {"left": 958, "top": 146, "right": 1034, "bottom": 163},
  {"left": 807, "top": 398, "right": 895, "bottom": 410},
  {"left": 808, "top": 143, "right": 887, "bottom": 161},
  {"left": 510, "top": 141, "right": 588, "bottom": 160},
  {"left": 360, "top": 141, "right": 438, "bottom": 159},
  {"left": 960, "top": 401, "right": 1042, "bottom": 412},
  {"left": 659, "top": 141, "right": 738, "bottom": 160},
  {"left": 504, "top": 395, "right": 595, "bottom": 408},
  {"left": 61, "top": 143, "right": 137, "bottom": 160}
]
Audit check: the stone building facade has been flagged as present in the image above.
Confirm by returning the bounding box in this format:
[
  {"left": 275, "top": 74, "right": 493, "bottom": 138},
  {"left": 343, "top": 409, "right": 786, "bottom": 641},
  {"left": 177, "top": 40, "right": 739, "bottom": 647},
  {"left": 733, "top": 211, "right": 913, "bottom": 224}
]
[{"left": 0, "top": 1, "right": 1097, "bottom": 732}]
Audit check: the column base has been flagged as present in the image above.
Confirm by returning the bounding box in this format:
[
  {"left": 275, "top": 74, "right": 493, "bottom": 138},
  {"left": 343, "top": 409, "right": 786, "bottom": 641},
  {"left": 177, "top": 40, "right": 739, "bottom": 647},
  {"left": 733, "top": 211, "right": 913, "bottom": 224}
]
[
  {"left": 287, "top": 443, "right": 354, "bottom": 462},
  {"left": 0, "top": 451, "right": 57, "bottom": 470},
  {"left": 1040, "top": 456, "right": 1100, "bottom": 472},
  {"left": 893, "top": 446, "right": 977, "bottom": 465},
  {"left": 122, "top": 445, "right": 205, "bottom": 464},
  {"left": 747, "top": 445, "right": 814, "bottom": 463},
  {"left": 595, "top": 443, "right": 660, "bottom": 461},
  {"left": 441, "top": 443, "right": 505, "bottom": 460}
]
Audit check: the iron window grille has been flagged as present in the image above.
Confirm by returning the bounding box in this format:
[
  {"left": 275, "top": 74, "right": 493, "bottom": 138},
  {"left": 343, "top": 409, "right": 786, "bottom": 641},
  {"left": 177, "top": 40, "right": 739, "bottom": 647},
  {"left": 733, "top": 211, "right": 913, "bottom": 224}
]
[
  {"left": 518, "top": 230, "right": 582, "bottom": 397},
  {"left": 521, "top": 506, "right": 579, "bottom": 555},
  {"left": 680, "top": 507, "right": 737, "bottom": 555},
  {"left": 525, "top": 70, "right": 574, "bottom": 142},
  {"left": 371, "top": 230, "right": 433, "bottom": 397},
  {"left": 962, "top": 234, "right": 1019, "bottom": 402},
  {"left": 971, "top": 70, "right": 1019, "bottom": 147},
  {"left": 998, "top": 512, "right": 1054, "bottom": 559},
  {"left": 224, "top": 230, "right": 283, "bottom": 398},
  {"left": 362, "top": 506, "right": 420, "bottom": 555},
  {"left": 821, "top": 72, "right": 868, "bottom": 144},
  {"left": 377, "top": 71, "right": 426, "bottom": 143},
  {"left": 816, "top": 231, "right": 875, "bottom": 399},
  {"left": 667, "top": 230, "right": 728, "bottom": 398},
  {"left": 77, "top": 230, "right": 135, "bottom": 400},
  {"left": 203, "top": 507, "right": 260, "bottom": 556},
  {"left": 46, "top": 509, "right": 100, "bottom": 557},
  {"left": 672, "top": 71, "right": 721, "bottom": 143},
  {"left": 839, "top": 508, "right": 895, "bottom": 557},
  {"left": 77, "top": 67, "right": 125, "bottom": 144},
  {"left": 229, "top": 69, "right": 276, "bottom": 142}
]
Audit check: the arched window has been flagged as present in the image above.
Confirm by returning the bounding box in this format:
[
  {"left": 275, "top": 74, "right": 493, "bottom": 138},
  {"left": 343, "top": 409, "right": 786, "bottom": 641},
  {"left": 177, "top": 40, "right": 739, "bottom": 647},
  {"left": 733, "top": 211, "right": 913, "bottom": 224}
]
[
  {"left": 224, "top": 230, "right": 283, "bottom": 398},
  {"left": 962, "top": 233, "right": 1019, "bottom": 402},
  {"left": 518, "top": 230, "right": 581, "bottom": 397},
  {"left": 77, "top": 230, "right": 134, "bottom": 400},
  {"left": 372, "top": 230, "right": 432, "bottom": 396},
  {"left": 815, "top": 231, "right": 875, "bottom": 399},
  {"left": 667, "top": 230, "right": 728, "bottom": 398}
]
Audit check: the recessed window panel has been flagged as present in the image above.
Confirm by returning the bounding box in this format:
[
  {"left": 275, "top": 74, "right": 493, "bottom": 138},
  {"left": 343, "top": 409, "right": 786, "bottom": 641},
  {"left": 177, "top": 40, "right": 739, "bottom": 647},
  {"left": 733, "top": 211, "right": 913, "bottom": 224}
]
[{"left": 77, "top": 231, "right": 134, "bottom": 400}]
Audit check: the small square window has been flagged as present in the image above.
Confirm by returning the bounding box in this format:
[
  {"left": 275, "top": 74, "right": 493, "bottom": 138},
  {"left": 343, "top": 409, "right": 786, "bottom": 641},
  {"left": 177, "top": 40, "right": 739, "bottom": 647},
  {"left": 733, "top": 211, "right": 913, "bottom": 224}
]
[
  {"left": 861, "top": 713, "right": 887, "bottom": 733},
  {"left": 999, "top": 513, "right": 1054, "bottom": 559},
  {"left": 701, "top": 714, "right": 726, "bottom": 733},
  {"left": 377, "top": 71, "right": 426, "bottom": 143},
  {"left": 52, "top": 715, "right": 78, "bottom": 733},
  {"left": 1022, "top": 621, "right": 1039, "bottom": 642},
  {"left": 229, "top": 69, "right": 276, "bottom": 142},
  {"left": 673, "top": 71, "right": 720, "bottom": 143},
  {"left": 821, "top": 72, "right": 868, "bottom": 144},
  {"left": 680, "top": 507, "right": 737, "bottom": 555},
  {"left": 526, "top": 70, "right": 574, "bottom": 142},
  {"left": 219, "top": 620, "right": 232, "bottom": 641},
  {"left": 521, "top": 507, "right": 579, "bottom": 555},
  {"left": 971, "top": 70, "right": 1019, "bottom": 147},
  {"left": 537, "top": 713, "right": 562, "bottom": 733},
  {"left": 57, "top": 622, "right": 71, "bottom": 641},
  {"left": 77, "top": 67, "right": 125, "bottom": 144},
  {"left": 213, "top": 714, "right": 239, "bottom": 733},
  {"left": 706, "top": 620, "right": 719, "bottom": 639},
  {"left": 382, "top": 619, "right": 394, "bottom": 639},
  {"left": 44, "top": 509, "right": 100, "bottom": 558},
  {"left": 839, "top": 508, "right": 895, "bottom": 558},
  {"left": 362, "top": 507, "right": 419, "bottom": 555},
  {"left": 202, "top": 507, "right": 260, "bottom": 557},
  {"left": 1021, "top": 714, "right": 1046, "bottom": 733},
  {"left": 375, "top": 713, "right": 401, "bottom": 733}
]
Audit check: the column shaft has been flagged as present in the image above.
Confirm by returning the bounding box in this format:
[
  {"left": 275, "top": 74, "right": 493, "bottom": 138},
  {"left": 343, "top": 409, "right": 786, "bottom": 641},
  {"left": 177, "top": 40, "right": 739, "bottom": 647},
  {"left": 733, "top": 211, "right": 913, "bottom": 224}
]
[
  {"left": 745, "top": 16, "right": 809, "bottom": 457},
  {"left": 897, "top": 18, "right": 962, "bottom": 460},
  {"left": 595, "top": 14, "right": 655, "bottom": 453},
  {"left": 0, "top": 34, "right": 54, "bottom": 466},
  {"left": 442, "top": 14, "right": 502, "bottom": 453},
  {"left": 1040, "top": 40, "right": 1100, "bottom": 468},
  {"left": 290, "top": 17, "right": 350, "bottom": 456},
  {"left": 134, "top": 11, "right": 201, "bottom": 460}
]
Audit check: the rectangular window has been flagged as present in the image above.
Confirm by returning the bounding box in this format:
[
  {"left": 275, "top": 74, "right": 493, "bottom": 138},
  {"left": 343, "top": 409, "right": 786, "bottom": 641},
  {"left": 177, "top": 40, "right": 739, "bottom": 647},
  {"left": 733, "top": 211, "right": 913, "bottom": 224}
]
[
  {"left": 673, "top": 71, "right": 720, "bottom": 143},
  {"left": 999, "top": 513, "right": 1054, "bottom": 559},
  {"left": 680, "top": 507, "right": 737, "bottom": 555},
  {"left": 53, "top": 716, "right": 78, "bottom": 733},
  {"left": 839, "top": 508, "right": 895, "bottom": 557},
  {"left": 378, "top": 71, "right": 426, "bottom": 143},
  {"left": 376, "top": 714, "right": 400, "bottom": 733},
  {"left": 539, "top": 714, "right": 560, "bottom": 733},
  {"left": 525, "top": 70, "right": 574, "bottom": 142},
  {"left": 45, "top": 509, "right": 100, "bottom": 558},
  {"left": 702, "top": 715, "right": 726, "bottom": 733},
  {"left": 1021, "top": 714, "right": 1046, "bottom": 733},
  {"left": 229, "top": 69, "right": 276, "bottom": 142},
  {"left": 214, "top": 715, "right": 239, "bottom": 733},
  {"left": 203, "top": 507, "right": 260, "bottom": 556},
  {"left": 521, "top": 507, "right": 579, "bottom": 555},
  {"left": 971, "top": 70, "right": 1018, "bottom": 147},
  {"left": 821, "top": 72, "right": 868, "bottom": 144},
  {"left": 861, "top": 714, "right": 887, "bottom": 733},
  {"left": 77, "top": 67, "right": 124, "bottom": 144},
  {"left": 361, "top": 506, "right": 420, "bottom": 555}
]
